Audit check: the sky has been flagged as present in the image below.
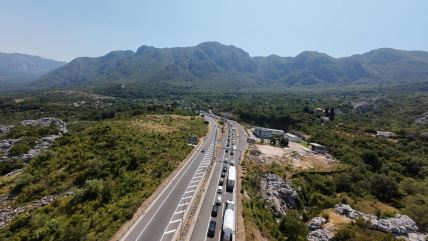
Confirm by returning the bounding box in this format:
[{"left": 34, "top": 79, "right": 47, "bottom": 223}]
[{"left": 1, "top": 0, "right": 427, "bottom": 62}]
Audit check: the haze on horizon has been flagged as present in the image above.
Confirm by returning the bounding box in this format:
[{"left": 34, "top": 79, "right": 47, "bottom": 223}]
[{"left": 1, "top": 0, "right": 427, "bottom": 62}]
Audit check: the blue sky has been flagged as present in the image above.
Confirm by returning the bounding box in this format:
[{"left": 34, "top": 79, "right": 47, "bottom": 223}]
[{"left": 1, "top": 0, "right": 427, "bottom": 61}]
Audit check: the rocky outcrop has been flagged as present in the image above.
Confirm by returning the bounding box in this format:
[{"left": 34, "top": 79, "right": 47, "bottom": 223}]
[
  {"left": 307, "top": 217, "right": 333, "bottom": 241},
  {"left": 0, "top": 118, "right": 67, "bottom": 163},
  {"left": 308, "top": 217, "right": 328, "bottom": 230},
  {"left": 20, "top": 117, "right": 67, "bottom": 134},
  {"left": 0, "top": 125, "right": 14, "bottom": 134},
  {"left": 415, "top": 112, "right": 428, "bottom": 124},
  {"left": 0, "top": 191, "right": 74, "bottom": 229},
  {"left": 260, "top": 173, "right": 298, "bottom": 217},
  {"left": 0, "top": 139, "right": 18, "bottom": 153},
  {"left": 335, "top": 203, "right": 426, "bottom": 241}
]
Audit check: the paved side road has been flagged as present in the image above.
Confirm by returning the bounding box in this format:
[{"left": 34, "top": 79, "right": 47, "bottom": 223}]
[{"left": 121, "top": 117, "right": 217, "bottom": 241}]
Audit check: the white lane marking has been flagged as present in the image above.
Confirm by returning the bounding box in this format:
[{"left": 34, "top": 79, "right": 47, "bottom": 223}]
[
  {"left": 193, "top": 174, "right": 203, "bottom": 179},
  {"left": 164, "top": 229, "right": 176, "bottom": 235},
  {"left": 178, "top": 202, "right": 189, "bottom": 207},
  {"left": 188, "top": 184, "right": 198, "bottom": 189},
  {"left": 170, "top": 219, "right": 181, "bottom": 224},
  {"left": 174, "top": 210, "right": 185, "bottom": 215},
  {"left": 185, "top": 190, "right": 195, "bottom": 194},
  {"left": 192, "top": 177, "right": 202, "bottom": 182},
  {"left": 181, "top": 196, "right": 192, "bottom": 200},
  {"left": 131, "top": 132, "right": 215, "bottom": 241}
]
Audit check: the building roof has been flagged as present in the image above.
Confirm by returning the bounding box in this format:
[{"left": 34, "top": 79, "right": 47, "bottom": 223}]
[
  {"left": 285, "top": 133, "right": 299, "bottom": 138},
  {"left": 309, "top": 143, "right": 325, "bottom": 147},
  {"left": 255, "top": 127, "right": 283, "bottom": 132}
]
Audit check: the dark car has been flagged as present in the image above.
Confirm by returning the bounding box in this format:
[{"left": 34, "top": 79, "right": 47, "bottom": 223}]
[
  {"left": 211, "top": 205, "right": 218, "bottom": 217},
  {"left": 223, "top": 166, "right": 227, "bottom": 172},
  {"left": 207, "top": 220, "right": 216, "bottom": 237},
  {"left": 219, "top": 178, "right": 224, "bottom": 186},
  {"left": 201, "top": 149, "right": 205, "bottom": 153},
  {"left": 221, "top": 171, "right": 226, "bottom": 177}
]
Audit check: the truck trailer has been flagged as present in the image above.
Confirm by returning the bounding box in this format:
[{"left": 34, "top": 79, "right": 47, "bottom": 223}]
[
  {"left": 222, "top": 208, "right": 234, "bottom": 241},
  {"left": 226, "top": 166, "right": 236, "bottom": 192}
]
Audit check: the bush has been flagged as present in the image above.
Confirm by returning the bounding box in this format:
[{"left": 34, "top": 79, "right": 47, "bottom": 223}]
[
  {"left": 279, "top": 210, "right": 308, "bottom": 241},
  {"left": 370, "top": 174, "right": 400, "bottom": 202}
]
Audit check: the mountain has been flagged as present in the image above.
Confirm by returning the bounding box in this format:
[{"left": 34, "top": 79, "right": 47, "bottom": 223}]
[
  {"left": 33, "top": 42, "right": 428, "bottom": 92},
  {"left": 0, "top": 53, "right": 66, "bottom": 88}
]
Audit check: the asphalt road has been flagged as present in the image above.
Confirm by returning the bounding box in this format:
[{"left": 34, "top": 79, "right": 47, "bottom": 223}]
[
  {"left": 121, "top": 117, "right": 217, "bottom": 241},
  {"left": 190, "top": 120, "right": 247, "bottom": 241}
]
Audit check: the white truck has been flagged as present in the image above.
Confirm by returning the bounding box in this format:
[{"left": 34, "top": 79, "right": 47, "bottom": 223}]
[
  {"left": 222, "top": 208, "right": 234, "bottom": 241},
  {"left": 226, "top": 166, "right": 236, "bottom": 192}
]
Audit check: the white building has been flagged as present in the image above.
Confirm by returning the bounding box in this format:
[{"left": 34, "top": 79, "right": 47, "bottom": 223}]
[
  {"left": 285, "top": 133, "right": 302, "bottom": 142},
  {"left": 253, "top": 127, "right": 284, "bottom": 139}
]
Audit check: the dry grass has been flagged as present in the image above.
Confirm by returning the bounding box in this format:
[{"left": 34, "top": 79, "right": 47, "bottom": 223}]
[
  {"left": 350, "top": 198, "right": 398, "bottom": 216},
  {"left": 132, "top": 115, "right": 195, "bottom": 134},
  {"left": 322, "top": 209, "right": 353, "bottom": 231}
]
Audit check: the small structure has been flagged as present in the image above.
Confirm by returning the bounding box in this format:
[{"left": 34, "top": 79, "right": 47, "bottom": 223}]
[
  {"left": 285, "top": 133, "right": 302, "bottom": 142},
  {"left": 314, "top": 108, "right": 325, "bottom": 116},
  {"left": 253, "top": 127, "right": 284, "bottom": 140},
  {"left": 309, "top": 143, "right": 327, "bottom": 153},
  {"left": 376, "top": 131, "right": 396, "bottom": 139}
]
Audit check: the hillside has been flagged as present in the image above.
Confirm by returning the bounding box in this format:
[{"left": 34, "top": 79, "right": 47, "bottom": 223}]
[
  {"left": 0, "top": 53, "right": 66, "bottom": 87},
  {"left": 32, "top": 42, "right": 428, "bottom": 92}
]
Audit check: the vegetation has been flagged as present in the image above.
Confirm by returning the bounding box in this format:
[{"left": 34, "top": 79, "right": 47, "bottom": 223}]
[
  {"left": 235, "top": 91, "right": 428, "bottom": 239},
  {"left": 0, "top": 115, "right": 206, "bottom": 240}
]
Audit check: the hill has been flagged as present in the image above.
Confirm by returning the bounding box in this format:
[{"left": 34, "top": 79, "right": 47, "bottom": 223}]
[
  {"left": 32, "top": 42, "right": 428, "bottom": 93},
  {"left": 0, "top": 53, "right": 66, "bottom": 88}
]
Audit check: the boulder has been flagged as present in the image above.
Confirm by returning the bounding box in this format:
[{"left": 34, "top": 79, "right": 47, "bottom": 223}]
[
  {"left": 307, "top": 228, "right": 333, "bottom": 241},
  {"left": 308, "top": 217, "right": 327, "bottom": 230}
]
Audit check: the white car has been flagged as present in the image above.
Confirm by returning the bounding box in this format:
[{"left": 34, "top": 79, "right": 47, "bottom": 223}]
[
  {"left": 229, "top": 160, "right": 235, "bottom": 166},
  {"left": 217, "top": 186, "right": 223, "bottom": 194},
  {"left": 215, "top": 195, "right": 222, "bottom": 205}
]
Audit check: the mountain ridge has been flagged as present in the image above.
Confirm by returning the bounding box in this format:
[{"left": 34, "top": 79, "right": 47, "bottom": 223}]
[
  {"left": 0, "top": 52, "right": 66, "bottom": 86},
  {"left": 21, "top": 42, "right": 428, "bottom": 91}
]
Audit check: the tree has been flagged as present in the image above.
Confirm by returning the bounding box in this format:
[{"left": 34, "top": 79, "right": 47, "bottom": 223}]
[
  {"left": 362, "top": 151, "right": 382, "bottom": 171},
  {"left": 279, "top": 210, "right": 308, "bottom": 241},
  {"left": 329, "top": 107, "right": 335, "bottom": 120},
  {"left": 280, "top": 137, "right": 289, "bottom": 147},
  {"left": 370, "top": 174, "right": 400, "bottom": 202},
  {"left": 270, "top": 138, "right": 277, "bottom": 146}
]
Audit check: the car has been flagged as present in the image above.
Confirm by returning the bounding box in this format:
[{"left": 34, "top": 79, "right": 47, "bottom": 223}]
[
  {"left": 215, "top": 195, "right": 222, "bottom": 205},
  {"left": 225, "top": 149, "right": 228, "bottom": 153},
  {"left": 219, "top": 178, "right": 224, "bottom": 185},
  {"left": 223, "top": 166, "right": 227, "bottom": 172},
  {"left": 211, "top": 205, "right": 218, "bottom": 217},
  {"left": 223, "top": 158, "right": 228, "bottom": 163},
  {"left": 207, "top": 220, "right": 216, "bottom": 237},
  {"left": 230, "top": 151, "right": 234, "bottom": 155},
  {"left": 221, "top": 171, "right": 226, "bottom": 177},
  {"left": 229, "top": 160, "right": 235, "bottom": 166},
  {"left": 201, "top": 149, "right": 205, "bottom": 153},
  {"left": 217, "top": 186, "right": 223, "bottom": 194}
]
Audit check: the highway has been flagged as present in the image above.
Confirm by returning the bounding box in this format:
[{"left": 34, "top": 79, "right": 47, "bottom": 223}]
[
  {"left": 121, "top": 117, "right": 217, "bottom": 241},
  {"left": 190, "top": 119, "right": 247, "bottom": 241}
]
